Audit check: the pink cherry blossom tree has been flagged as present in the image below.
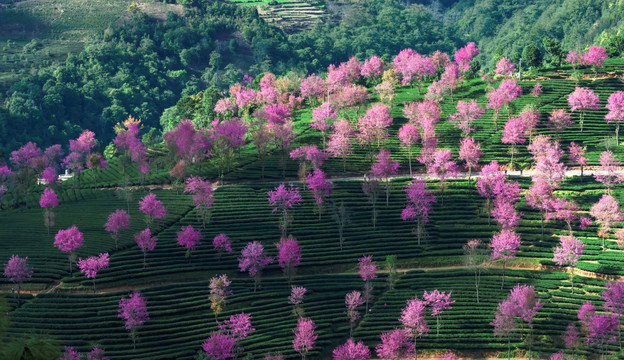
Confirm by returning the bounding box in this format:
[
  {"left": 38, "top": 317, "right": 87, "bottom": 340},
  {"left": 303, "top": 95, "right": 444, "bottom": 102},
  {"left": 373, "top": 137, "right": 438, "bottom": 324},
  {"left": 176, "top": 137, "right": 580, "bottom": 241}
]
[
  {"left": 138, "top": 193, "right": 167, "bottom": 229},
  {"left": 531, "top": 83, "right": 543, "bottom": 97},
  {"left": 264, "top": 104, "right": 294, "bottom": 178},
  {"left": 289, "top": 285, "right": 307, "bottom": 318},
  {"left": 3, "top": 255, "right": 33, "bottom": 305},
  {"left": 548, "top": 109, "right": 574, "bottom": 135},
  {"left": 362, "top": 175, "right": 382, "bottom": 231},
  {"left": 113, "top": 116, "right": 149, "bottom": 180},
  {"left": 568, "top": 87, "right": 600, "bottom": 132},
  {"left": 78, "top": 253, "right": 110, "bottom": 292},
  {"left": 118, "top": 291, "right": 149, "bottom": 350},
  {"left": 423, "top": 289, "right": 455, "bottom": 336},
  {"left": 398, "top": 124, "right": 420, "bottom": 176},
  {"left": 606, "top": 91, "right": 624, "bottom": 142},
  {"left": 399, "top": 296, "right": 428, "bottom": 355},
  {"left": 60, "top": 346, "right": 81, "bottom": 360},
  {"left": 401, "top": 179, "right": 436, "bottom": 245},
  {"left": 459, "top": 137, "right": 482, "bottom": 182},
  {"left": 361, "top": 55, "right": 384, "bottom": 80},
  {"left": 563, "top": 323, "right": 580, "bottom": 355},
  {"left": 177, "top": 225, "right": 201, "bottom": 260},
  {"left": 491, "top": 284, "right": 542, "bottom": 359},
  {"left": 568, "top": 142, "right": 587, "bottom": 179},
  {"left": 39, "top": 187, "right": 59, "bottom": 234},
  {"left": 345, "top": 291, "right": 364, "bottom": 338},
  {"left": 306, "top": 169, "right": 333, "bottom": 219},
  {"left": 311, "top": 102, "right": 337, "bottom": 148},
  {"left": 501, "top": 117, "right": 527, "bottom": 166},
  {"left": 213, "top": 233, "right": 233, "bottom": 258},
  {"left": 359, "top": 255, "right": 376, "bottom": 313},
  {"left": 546, "top": 197, "right": 581, "bottom": 234},
  {"left": 463, "top": 239, "right": 489, "bottom": 303},
  {"left": 584, "top": 45, "right": 608, "bottom": 76},
  {"left": 392, "top": 49, "right": 435, "bottom": 92},
  {"left": 210, "top": 118, "right": 247, "bottom": 182},
  {"left": 276, "top": 236, "right": 301, "bottom": 284},
  {"left": 86, "top": 346, "right": 108, "bottom": 360},
  {"left": 567, "top": 51, "right": 586, "bottom": 69},
  {"left": 427, "top": 149, "right": 459, "bottom": 201},
  {"left": 595, "top": 151, "right": 624, "bottom": 193},
  {"left": 184, "top": 177, "right": 214, "bottom": 228},
  {"left": 602, "top": 281, "right": 624, "bottom": 350},
  {"left": 553, "top": 235, "right": 585, "bottom": 293},
  {"left": 357, "top": 103, "right": 393, "bottom": 154},
  {"left": 209, "top": 274, "right": 232, "bottom": 320},
  {"left": 332, "top": 339, "right": 370, "bottom": 360},
  {"left": 587, "top": 313, "right": 619, "bottom": 358},
  {"left": 327, "top": 119, "right": 354, "bottom": 173},
  {"left": 375, "top": 329, "right": 415, "bottom": 360},
  {"left": 290, "top": 145, "right": 328, "bottom": 184},
  {"left": 239, "top": 241, "right": 274, "bottom": 292},
  {"left": 519, "top": 105, "right": 540, "bottom": 139},
  {"left": 454, "top": 42, "right": 479, "bottom": 73},
  {"left": 591, "top": 194, "right": 624, "bottom": 249},
  {"left": 202, "top": 332, "right": 236, "bottom": 360},
  {"left": 105, "top": 209, "right": 130, "bottom": 250},
  {"left": 494, "top": 57, "right": 516, "bottom": 77},
  {"left": 490, "top": 229, "right": 522, "bottom": 289},
  {"left": 293, "top": 317, "right": 317, "bottom": 360},
  {"left": 135, "top": 228, "right": 157, "bottom": 268},
  {"left": 448, "top": 100, "right": 485, "bottom": 137},
  {"left": 268, "top": 184, "right": 303, "bottom": 237},
  {"left": 163, "top": 120, "right": 198, "bottom": 163},
  {"left": 300, "top": 74, "right": 326, "bottom": 104},
  {"left": 487, "top": 79, "right": 522, "bottom": 130},
  {"left": 491, "top": 295, "right": 517, "bottom": 359},
  {"left": 371, "top": 149, "right": 399, "bottom": 205},
  {"left": 54, "top": 225, "right": 85, "bottom": 274}
]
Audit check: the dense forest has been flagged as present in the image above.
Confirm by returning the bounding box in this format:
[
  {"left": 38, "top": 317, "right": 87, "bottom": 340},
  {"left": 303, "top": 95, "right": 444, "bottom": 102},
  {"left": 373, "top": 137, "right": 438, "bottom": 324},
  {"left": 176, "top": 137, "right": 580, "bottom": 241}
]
[{"left": 1, "top": 0, "right": 623, "bottom": 157}]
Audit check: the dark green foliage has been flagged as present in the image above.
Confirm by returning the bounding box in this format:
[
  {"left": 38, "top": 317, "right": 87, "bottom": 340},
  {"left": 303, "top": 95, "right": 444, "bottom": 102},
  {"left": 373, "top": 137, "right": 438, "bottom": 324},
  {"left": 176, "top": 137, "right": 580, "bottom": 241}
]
[
  {"left": 605, "top": 33, "right": 624, "bottom": 56},
  {"left": 522, "top": 44, "right": 543, "bottom": 68},
  {"left": 543, "top": 36, "right": 564, "bottom": 67}
]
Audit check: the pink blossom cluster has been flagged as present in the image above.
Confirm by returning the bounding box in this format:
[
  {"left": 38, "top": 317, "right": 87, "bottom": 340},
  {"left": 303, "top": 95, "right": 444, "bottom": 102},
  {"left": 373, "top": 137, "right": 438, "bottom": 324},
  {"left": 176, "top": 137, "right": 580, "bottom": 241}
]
[{"left": 78, "top": 253, "right": 110, "bottom": 279}]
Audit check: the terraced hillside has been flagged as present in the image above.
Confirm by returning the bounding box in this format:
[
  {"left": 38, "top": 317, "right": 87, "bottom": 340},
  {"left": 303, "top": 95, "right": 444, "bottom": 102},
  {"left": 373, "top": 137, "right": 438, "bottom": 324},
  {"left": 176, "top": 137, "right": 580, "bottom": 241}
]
[
  {"left": 0, "top": 0, "right": 182, "bottom": 97},
  {"left": 3, "top": 54, "right": 624, "bottom": 359},
  {"left": 231, "top": 0, "right": 326, "bottom": 32}
]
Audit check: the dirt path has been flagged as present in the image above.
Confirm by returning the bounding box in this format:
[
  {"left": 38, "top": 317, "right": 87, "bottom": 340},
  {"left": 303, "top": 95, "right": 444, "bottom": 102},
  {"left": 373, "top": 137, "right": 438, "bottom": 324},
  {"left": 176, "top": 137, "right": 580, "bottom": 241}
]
[{"left": 6, "top": 261, "right": 620, "bottom": 296}]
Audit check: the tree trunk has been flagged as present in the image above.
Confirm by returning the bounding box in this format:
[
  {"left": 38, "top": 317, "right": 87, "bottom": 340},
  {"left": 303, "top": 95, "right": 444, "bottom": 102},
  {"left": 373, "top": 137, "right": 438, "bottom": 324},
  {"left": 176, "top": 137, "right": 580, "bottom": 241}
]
[
  {"left": 580, "top": 112, "right": 584, "bottom": 132},
  {"left": 501, "top": 260, "right": 506, "bottom": 290},
  {"left": 581, "top": 164, "right": 584, "bottom": 181},
  {"left": 93, "top": 278, "right": 96, "bottom": 293},
  {"left": 436, "top": 315, "right": 440, "bottom": 336},
  {"left": 468, "top": 165, "right": 472, "bottom": 183},
  {"left": 617, "top": 123, "right": 620, "bottom": 144},
  {"left": 322, "top": 132, "right": 326, "bottom": 149},
  {"left": 385, "top": 181, "right": 390, "bottom": 206},
  {"left": 417, "top": 217, "right": 421, "bottom": 245},
  {"left": 510, "top": 146, "right": 515, "bottom": 167},
  {"left": 408, "top": 146, "right": 413, "bottom": 177}
]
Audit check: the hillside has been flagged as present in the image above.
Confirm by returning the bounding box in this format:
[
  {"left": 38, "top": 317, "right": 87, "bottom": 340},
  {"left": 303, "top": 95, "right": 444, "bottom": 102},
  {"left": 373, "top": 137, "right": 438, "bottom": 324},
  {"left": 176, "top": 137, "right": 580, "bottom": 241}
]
[
  {"left": 3, "top": 0, "right": 624, "bottom": 157},
  {"left": 2, "top": 46, "right": 624, "bottom": 358}
]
